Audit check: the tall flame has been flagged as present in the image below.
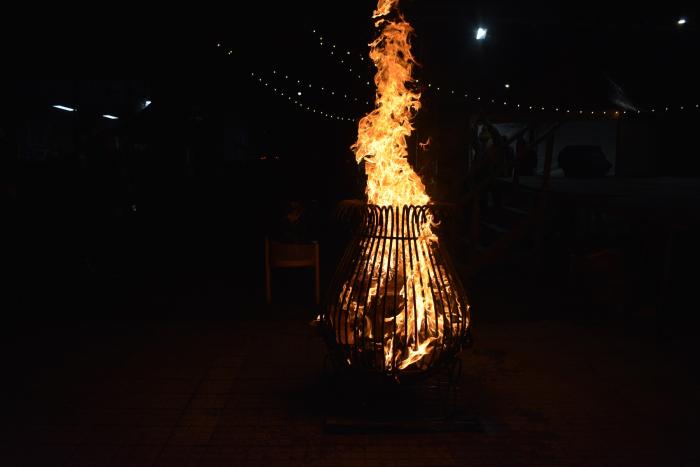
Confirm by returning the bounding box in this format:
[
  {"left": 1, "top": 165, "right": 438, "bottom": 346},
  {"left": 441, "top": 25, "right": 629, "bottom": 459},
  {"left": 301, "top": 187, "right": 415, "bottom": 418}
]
[
  {"left": 352, "top": 0, "right": 428, "bottom": 208},
  {"left": 334, "top": 0, "right": 466, "bottom": 372}
]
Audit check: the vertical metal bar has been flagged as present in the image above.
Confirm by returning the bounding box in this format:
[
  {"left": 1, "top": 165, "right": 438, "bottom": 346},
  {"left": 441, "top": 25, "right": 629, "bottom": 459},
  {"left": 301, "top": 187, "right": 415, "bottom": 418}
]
[{"left": 324, "top": 203, "right": 472, "bottom": 377}]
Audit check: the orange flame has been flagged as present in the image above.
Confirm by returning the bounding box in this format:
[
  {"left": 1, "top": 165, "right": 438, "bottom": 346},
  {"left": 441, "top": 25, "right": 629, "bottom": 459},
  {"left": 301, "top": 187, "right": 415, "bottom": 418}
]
[
  {"left": 352, "top": 0, "right": 427, "bottom": 208},
  {"left": 418, "top": 137, "right": 432, "bottom": 151},
  {"left": 337, "top": 0, "right": 468, "bottom": 372}
]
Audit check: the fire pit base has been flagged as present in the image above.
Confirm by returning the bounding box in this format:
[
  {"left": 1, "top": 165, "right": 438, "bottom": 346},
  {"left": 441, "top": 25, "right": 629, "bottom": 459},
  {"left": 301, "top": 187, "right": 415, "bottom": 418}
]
[
  {"left": 320, "top": 354, "right": 482, "bottom": 434},
  {"left": 323, "top": 414, "right": 482, "bottom": 434}
]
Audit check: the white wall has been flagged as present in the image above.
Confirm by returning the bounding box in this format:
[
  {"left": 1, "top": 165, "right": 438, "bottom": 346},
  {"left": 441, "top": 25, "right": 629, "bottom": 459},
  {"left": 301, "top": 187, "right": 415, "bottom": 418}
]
[{"left": 494, "top": 121, "right": 618, "bottom": 177}]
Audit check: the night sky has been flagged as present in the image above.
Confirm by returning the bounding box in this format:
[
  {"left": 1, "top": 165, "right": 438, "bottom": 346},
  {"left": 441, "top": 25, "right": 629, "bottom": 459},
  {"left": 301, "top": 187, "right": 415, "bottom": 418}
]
[
  {"left": 4, "top": 1, "right": 699, "bottom": 214},
  {"left": 9, "top": 1, "right": 697, "bottom": 106}
]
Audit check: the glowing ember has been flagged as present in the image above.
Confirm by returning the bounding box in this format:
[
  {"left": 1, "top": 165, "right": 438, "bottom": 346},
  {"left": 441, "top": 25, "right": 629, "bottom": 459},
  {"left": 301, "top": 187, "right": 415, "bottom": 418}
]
[{"left": 328, "top": 0, "right": 469, "bottom": 373}]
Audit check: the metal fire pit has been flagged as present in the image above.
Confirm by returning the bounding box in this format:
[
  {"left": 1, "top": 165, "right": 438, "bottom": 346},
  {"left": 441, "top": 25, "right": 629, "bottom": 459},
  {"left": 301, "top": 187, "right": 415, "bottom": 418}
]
[{"left": 321, "top": 204, "right": 471, "bottom": 383}]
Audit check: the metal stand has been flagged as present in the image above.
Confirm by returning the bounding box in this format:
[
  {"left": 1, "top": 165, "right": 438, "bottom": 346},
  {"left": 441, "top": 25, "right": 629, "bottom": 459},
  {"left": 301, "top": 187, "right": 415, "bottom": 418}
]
[{"left": 321, "top": 355, "right": 481, "bottom": 434}]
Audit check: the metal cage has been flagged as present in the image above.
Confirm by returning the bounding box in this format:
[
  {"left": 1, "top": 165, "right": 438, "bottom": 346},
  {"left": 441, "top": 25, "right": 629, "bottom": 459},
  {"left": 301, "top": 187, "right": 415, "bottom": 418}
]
[{"left": 322, "top": 205, "right": 471, "bottom": 380}]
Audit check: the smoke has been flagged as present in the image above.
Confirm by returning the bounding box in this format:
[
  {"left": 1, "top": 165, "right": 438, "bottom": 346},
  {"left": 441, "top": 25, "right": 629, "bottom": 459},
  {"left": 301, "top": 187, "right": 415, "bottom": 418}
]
[{"left": 606, "top": 74, "right": 639, "bottom": 112}]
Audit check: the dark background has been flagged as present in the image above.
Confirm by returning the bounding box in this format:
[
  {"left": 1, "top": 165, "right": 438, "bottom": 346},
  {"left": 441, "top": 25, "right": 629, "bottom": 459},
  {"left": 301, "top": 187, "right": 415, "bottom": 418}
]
[
  {"left": 2, "top": 0, "right": 699, "bottom": 317},
  {"left": 1, "top": 3, "right": 699, "bottom": 466}
]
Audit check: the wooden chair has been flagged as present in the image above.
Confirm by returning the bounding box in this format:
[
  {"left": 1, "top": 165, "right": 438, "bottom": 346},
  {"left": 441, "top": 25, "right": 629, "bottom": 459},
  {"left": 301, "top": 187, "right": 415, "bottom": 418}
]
[{"left": 264, "top": 237, "right": 320, "bottom": 304}]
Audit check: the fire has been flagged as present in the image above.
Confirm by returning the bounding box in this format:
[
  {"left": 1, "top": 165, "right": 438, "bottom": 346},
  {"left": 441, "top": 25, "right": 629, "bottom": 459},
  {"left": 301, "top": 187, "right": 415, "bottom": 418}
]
[
  {"left": 331, "top": 0, "right": 467, "bottom": 372},
  {"left": 352, "top": 0, "right": 426, "bottom": 207}
]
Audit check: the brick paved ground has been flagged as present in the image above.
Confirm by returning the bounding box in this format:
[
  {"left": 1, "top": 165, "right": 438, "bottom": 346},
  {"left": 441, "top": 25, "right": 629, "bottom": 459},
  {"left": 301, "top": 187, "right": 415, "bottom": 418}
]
[{"left": 2, "top": 281, "right": 697, "bottom": 467}]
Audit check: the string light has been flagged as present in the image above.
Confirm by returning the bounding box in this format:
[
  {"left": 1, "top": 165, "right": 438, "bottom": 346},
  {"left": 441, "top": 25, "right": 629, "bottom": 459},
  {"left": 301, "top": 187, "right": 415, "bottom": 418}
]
[
  {"left": 231, "top": 43, "right": 696, "bottom": 120},
  {"left": 248, "top": 68, "right": 370, "bottom": 106},
  {"left": 418, "top": 83, "right": 698, "bottom": 117},
  {"left": 311, "top": 28, "right": 373, "bottom": 84},
  {"left": 248, "top": 70, "right": 360, "bottom": 123}
]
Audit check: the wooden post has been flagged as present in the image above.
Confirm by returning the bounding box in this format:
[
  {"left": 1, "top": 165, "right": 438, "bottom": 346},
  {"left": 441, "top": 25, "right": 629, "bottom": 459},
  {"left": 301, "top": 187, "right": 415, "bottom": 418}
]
[
  {"left": 470, "top": 193, "right": 481, "bottom": 254},
  {"left": 614, "top": 115, "right": 623, "bottom": 177},
  {"left": 542, "top": 131, "right": 554, "bottom": 190},
  {"left": 314, "top": 243, "right": 321, "bottom": 305},
  {"left": 265, "top": 237, "right": 272, "bottom": 304},
  {"left": 512, "top": 136, "right": 522, "bottom": 193},
  {"left": 534, "top": 131, "right": 555, "bottom": 271}
]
